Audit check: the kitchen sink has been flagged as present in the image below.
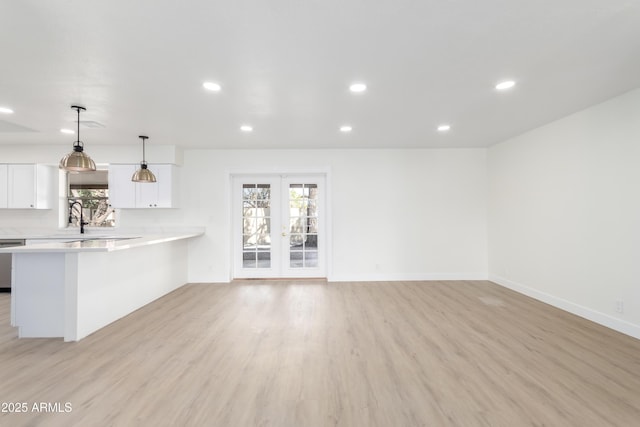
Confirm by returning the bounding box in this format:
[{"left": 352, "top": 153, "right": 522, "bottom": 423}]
[
  {"left": 82, "top": 237, "right": 139, "bottom": 241},
  {"left": 59, "top": 237, "right": 140, "bottom": 243}
]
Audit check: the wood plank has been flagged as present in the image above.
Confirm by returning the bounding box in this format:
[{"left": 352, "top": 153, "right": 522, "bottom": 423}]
[{"left": 0, "top": 280, "right": 639, "bottom": 426}]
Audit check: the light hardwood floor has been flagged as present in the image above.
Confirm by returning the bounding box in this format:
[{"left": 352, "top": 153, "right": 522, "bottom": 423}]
[{"left": 1, "top": 280, "right": 639, "bottom": 427}]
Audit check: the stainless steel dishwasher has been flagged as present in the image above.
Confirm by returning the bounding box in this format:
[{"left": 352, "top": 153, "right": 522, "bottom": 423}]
[{"left": 0, "top": 239, "right": 25, "bottom": 292}]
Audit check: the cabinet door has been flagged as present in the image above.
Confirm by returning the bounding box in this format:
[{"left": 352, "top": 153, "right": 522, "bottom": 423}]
[
  {"left": 0, "top": 165, "right": 7, "bottom": 208},
  {"left": 7, "top": 164, "right": 36, "bottom": 208},
  {"left": 135, "top": 164, "right": 177, "bottom": 208},
  {"left": 108, "top": 164, "right": 137, "bottom": 208},
  {"left": 34, "top": 164, "right": 53, "bottom": 209},
  {"left": 136, "top": 180, "right": 159, "bottom": 207}
]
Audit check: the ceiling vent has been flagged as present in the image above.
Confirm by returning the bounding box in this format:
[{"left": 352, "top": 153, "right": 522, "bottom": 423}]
[{"left": 79, "top": 120, "right": 105, "bottom": 128}]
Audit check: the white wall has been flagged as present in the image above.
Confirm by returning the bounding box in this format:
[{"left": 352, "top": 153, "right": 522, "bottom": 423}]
[
  {"left": 488, "top": 88, "right": 640, "bottom": 339},
  {"left": 180, "top": 149, "right": 488, "bottom": 282}
]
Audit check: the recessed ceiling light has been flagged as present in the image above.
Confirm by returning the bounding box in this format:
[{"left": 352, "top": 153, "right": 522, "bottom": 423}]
[
  {"left": 0, "top": 107, "right": 14, "bottom": 114},
  {"left": 495, "top": 80, "right": 516, "bottom": 90},
  {"left": 349, "top": 83, "right": 367, "bottom": 93},
  {"left": 240, "top": 125, "right": 253, "bottom": 132},
  {"left": 203, "top": 81, "right": 221, "bottom": 92},
  {"left": 437, "top": 124, "right": 451, "bottom": 132},
  {"left": 340, "top": 125, "right": 353, "bottom": 133},
  {"left": 60, "top": 128, "right": 75, "bottom": 134}
]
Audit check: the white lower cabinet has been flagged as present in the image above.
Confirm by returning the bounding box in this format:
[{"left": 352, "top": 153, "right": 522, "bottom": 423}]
[{"left": 108, "top": 164, "right": 179, "bottom": 208}]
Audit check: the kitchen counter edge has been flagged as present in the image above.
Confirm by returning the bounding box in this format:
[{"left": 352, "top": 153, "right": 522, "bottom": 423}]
[{"left": 0, "top": 233, "right": 203, "bottom": 253}]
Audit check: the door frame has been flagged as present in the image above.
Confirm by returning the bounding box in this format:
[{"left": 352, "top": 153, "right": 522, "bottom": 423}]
[{"left": 228, "top": 169, "right": 332, "bottom": 280}]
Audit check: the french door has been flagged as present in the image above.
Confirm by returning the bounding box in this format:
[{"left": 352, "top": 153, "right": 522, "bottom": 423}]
[{"left": 232, "top": 174, "right": 326, "bottom": 278}]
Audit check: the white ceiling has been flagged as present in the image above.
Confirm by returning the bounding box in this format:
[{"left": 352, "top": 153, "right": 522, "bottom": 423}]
[{"left": 1, "top": 0, "right": 639, "bottom": 150}]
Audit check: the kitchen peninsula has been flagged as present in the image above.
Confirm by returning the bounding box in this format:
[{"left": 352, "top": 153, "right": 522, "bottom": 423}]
[{"left": 0, "top": 232, "right": 202, "bottom": 341}]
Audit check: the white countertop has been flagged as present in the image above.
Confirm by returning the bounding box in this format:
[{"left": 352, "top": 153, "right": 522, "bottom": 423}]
[{"left": 0, "top": 232, "right": 203, "bottom": 253}]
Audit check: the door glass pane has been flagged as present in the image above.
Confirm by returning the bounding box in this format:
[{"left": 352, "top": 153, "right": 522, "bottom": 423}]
[
  {"left": 289, "top": 233, "right": 304, "bottom": 247},
  {"left": 290, "top": 251, "right": 303, "bottom": 268},
  {"left": 305, "top": 251, "right": 318, "bottom": 268},
  {"left": 257, "top": 251, "right": 271, "bottom": 268},
  {"left": 305, "top": 234, "right": 318, "bottom": 249},
  {"left": 241, "top": 184, "right": 271, "bottom": 268},
  {"left": 243, "top": 235, "right": 257, "bottom": 250},
  {"left": 243, "top": 218, "right": 256, "bottom": 235},
  {"left": 288, "top": 183, "right": 319, "bottom": 269},
  {"left": 243, "top": 251, "right": 256, "bottom": 268}
]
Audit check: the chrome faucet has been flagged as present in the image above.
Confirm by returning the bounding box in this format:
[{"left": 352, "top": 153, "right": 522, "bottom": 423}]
[{"left": 68, "top": 200, "right": 88, "bottom": 234}]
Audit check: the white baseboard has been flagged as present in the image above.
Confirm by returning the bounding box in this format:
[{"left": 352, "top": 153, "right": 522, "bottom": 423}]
[
  {"left": 490, "top": 274, "right": 640, "bottom": 340},
  {"left": 328, "top": 272, "right": 488, "bottom": 282},
  {"left": 193, "top": 273, "right": 489, "bottom": 283}
]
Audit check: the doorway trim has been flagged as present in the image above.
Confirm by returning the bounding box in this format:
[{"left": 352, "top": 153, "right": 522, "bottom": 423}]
[{"left": 228, "top": 168, "right": 332, "bottom": 280}]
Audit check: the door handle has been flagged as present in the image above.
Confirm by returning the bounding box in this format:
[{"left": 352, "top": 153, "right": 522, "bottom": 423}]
[{"left": 281, "top": 232, "right": 287, "bottom": 237}]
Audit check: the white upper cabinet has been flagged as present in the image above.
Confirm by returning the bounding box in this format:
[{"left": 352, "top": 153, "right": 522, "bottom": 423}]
[
  {"left": 0, "top": 165, "right": 8, "bottom": 208},
  {"left": 108, "top": 164, "right": 137, "bottom": 208},
  {"left": 135, "top": 164, "right": 178, "bottom": 208},
  {"left": 0, "top": 164, "right": 54, "bottom": 209},
  {"left": 108, "top": 164, "right": 179, "bottom": 209}
]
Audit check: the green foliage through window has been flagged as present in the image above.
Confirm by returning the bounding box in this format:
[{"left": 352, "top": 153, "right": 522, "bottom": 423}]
[{"left": 68, "top": 189, "right": 115, "bottom": 228}]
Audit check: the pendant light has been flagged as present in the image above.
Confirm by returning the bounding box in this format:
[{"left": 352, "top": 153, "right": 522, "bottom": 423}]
[
  {"left": 132, "top": 135, "right": 157, "bottom": 182},
  {"left": 59, "top": 105, "right": 96, "bottom": 172}
]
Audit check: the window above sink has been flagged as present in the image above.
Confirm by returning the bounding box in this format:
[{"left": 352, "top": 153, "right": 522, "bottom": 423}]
[{"left": 66, "top": 167, "right": 116, "bottom": 229}]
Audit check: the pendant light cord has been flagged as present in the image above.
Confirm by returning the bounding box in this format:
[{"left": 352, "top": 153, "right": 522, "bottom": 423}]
[{"left": 71, "top": 105, "right": 86, "bottom": 149}]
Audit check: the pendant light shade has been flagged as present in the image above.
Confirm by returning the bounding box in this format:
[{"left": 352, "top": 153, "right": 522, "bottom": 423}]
[
  {"left": 59, "top": 106, "right": 96, "bottom": 172},
  {"left": 132, "top": 135, "right": 156, "bottom": 183}
]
